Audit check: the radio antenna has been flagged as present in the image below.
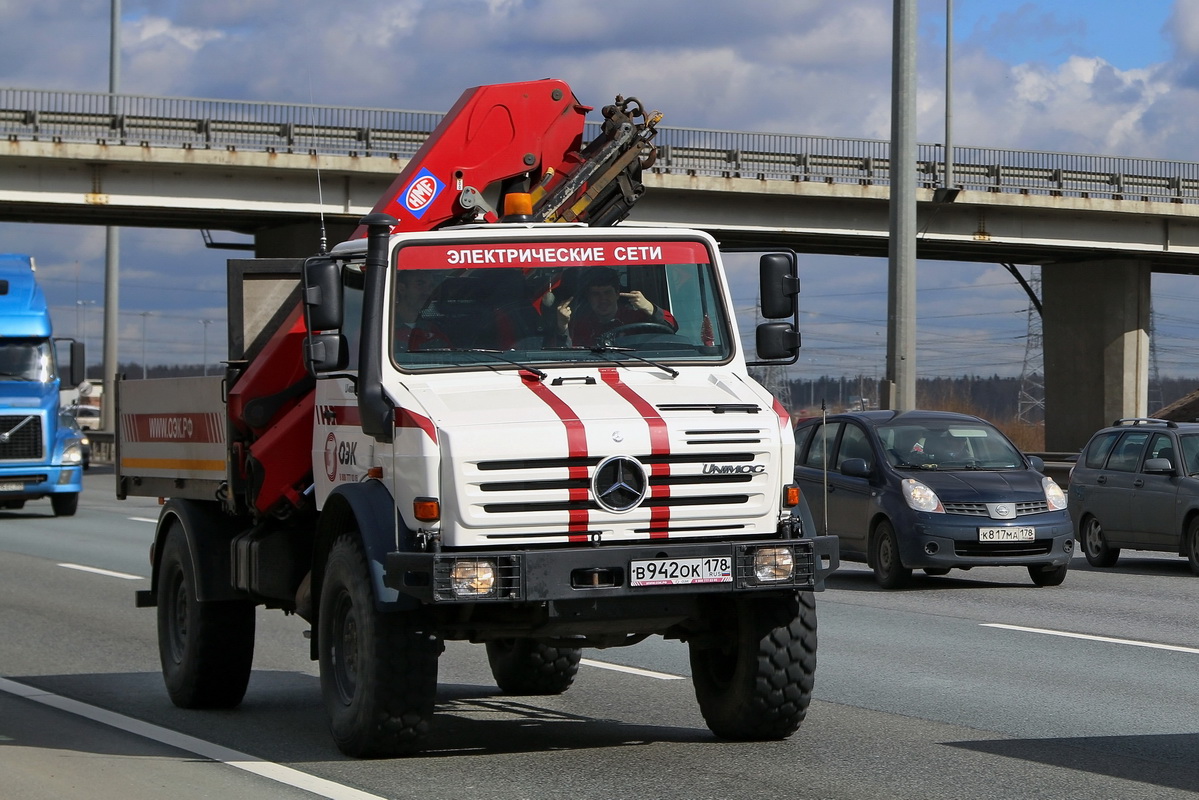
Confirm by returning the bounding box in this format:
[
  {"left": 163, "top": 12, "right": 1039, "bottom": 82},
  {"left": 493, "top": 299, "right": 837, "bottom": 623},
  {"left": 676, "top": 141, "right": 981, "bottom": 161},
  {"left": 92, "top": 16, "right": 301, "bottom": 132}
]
[{"left": 308, "top": 77, "right": 328, "bottom": 254}]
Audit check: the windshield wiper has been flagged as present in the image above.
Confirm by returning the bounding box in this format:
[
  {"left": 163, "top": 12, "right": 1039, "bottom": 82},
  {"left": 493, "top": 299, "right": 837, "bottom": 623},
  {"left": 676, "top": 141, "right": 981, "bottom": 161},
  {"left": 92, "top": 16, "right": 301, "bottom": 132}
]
[
  {"left": 420, "top": 348, "right": 548, "bottom": 380},
  {"left": 585, "top": 344, "right": 678, "bottom": 378}
]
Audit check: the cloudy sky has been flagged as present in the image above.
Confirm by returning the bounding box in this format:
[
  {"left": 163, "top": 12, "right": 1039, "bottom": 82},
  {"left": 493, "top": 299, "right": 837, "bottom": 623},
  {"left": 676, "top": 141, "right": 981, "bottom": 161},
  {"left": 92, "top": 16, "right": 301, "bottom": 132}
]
[{"left": 2, "top": 0, "right": 1198, "bottom": 389}]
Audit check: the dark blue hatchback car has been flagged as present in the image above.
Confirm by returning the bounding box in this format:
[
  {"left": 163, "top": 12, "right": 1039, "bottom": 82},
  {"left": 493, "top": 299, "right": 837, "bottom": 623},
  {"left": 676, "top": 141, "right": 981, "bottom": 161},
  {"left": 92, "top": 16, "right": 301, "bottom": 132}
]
[{"left": 793, "top": 410, "right": 1073, "bottom": 589}]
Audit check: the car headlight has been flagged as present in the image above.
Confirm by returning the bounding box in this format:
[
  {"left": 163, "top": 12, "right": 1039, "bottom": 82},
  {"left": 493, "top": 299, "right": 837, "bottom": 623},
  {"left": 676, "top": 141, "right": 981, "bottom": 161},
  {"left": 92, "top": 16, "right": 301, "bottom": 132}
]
[
  {"left": 1043, "top": 477, "right": 1067, "bottom": 510},
  {"left": 449, "top": 559, "right": 496, "bottom": 598},
  {"left": 901, "top": 478, "right": 943, "bottom": 513}
]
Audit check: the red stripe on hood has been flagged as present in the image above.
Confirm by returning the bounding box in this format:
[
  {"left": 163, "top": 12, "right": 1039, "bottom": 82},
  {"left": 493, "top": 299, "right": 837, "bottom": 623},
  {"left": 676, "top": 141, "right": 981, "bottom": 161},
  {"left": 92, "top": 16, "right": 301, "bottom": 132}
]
[
  {"left": 522, "top": 373, "right": 590, "bottom": 541},
  {"left": 600, "top": 368, "right": 671, "bottom": 538}
]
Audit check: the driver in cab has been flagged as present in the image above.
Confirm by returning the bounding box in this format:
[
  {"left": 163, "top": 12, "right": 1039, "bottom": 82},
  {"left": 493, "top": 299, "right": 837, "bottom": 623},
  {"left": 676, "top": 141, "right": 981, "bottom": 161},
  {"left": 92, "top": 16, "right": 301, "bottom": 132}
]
[{"left": 553, "top": 267, "right": 677, "bottom": 346}]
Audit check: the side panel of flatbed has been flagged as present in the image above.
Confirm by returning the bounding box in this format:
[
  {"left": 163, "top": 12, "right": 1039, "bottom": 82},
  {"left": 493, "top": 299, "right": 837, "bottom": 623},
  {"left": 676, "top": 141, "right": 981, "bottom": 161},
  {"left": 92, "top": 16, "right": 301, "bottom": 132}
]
[{"left": 116, "top": 375, "right": 227, "bottom": 500}]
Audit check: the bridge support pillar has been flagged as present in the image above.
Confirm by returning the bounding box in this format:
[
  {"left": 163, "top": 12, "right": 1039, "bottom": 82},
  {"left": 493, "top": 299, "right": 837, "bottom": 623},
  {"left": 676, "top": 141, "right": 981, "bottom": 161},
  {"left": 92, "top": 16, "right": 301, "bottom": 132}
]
[
  {"left": 1042, "top": 259, "right": 1150, "bottom": 452},
  {"left": 253, "top": 221, "right": 357, "bottom": 258}
]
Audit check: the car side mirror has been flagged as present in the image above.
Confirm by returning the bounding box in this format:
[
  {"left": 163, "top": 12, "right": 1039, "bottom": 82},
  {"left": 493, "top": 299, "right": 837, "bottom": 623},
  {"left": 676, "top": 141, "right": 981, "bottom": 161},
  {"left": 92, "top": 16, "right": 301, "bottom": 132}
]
[
  {"left": 1026, "top": 455, "right": 1045, "bottom": 472},
  {"left": 1143, "top": 457, "right": 1173, "bottom": 474},
  {"left": 839, "top": 457, "right": 872, "bottom": 478}
]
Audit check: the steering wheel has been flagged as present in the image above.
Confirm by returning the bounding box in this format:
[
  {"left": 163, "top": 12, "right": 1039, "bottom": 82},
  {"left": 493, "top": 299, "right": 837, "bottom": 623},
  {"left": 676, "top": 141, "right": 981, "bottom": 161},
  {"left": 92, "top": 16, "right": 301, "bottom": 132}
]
[{"left": 598, "top": 321, "right": 676, "bottom": 345}]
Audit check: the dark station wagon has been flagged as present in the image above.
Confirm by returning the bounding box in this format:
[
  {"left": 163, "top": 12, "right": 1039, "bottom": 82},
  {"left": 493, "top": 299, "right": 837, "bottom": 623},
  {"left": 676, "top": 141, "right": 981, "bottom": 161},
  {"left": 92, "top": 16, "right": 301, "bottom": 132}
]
[
  {"left": 794, "top": 410, "right": 1074, "bottom": 589},
  {"left": 1069, "top": 418, "right": 1199, "bottom": 572}
]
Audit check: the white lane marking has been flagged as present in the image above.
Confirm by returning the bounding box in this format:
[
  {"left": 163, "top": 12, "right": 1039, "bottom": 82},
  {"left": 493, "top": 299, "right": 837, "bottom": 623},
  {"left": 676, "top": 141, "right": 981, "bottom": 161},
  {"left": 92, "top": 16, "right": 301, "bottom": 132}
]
[
  {"left": 0, "top": 677, "right": 388, "bottom": 800},
  {"left": 580, "top": 658, "right": 684, "bottom": 680},
  {"left": 58, "top": 563, "right": 142, "bottom": 581},
  {"left": 983, "top": 623, "right": 1199, "bottom": 655},
  {"left": 129, "top": 517, "right": 157, "bottom": 523}
]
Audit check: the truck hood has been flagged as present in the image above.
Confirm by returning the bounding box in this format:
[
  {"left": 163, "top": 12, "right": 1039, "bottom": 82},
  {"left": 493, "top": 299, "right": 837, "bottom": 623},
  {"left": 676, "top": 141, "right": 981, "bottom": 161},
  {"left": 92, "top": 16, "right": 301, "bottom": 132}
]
[{"left": 403, "top": 367, "right": 788, "bottom": 545}]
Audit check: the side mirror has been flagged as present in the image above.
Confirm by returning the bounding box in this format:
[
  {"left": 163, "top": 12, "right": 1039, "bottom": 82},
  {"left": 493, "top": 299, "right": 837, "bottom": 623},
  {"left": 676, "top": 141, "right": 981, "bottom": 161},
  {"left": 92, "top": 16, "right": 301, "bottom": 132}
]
[
  {"left": 756, "top": 321, "right": 801, "bottom": 361},
  {"left": 839, "top": 458, "right": 872, "bottom": 478},
  {"left": 1026, "top": 455, "right": 1045, "bottom": 472},
  {"left": 68, "top": 341, "right": 85, "bottom": 386},
  {"left": 759, "top": 253, "right": 799, "bottom": 320},
  {"left": 304, "top": 332, "right": 348, "bottom": 374},
  {"left": 1143, "top": 457, "right": 1173, "bottom": 474},
  {"left": 303, "top": 255, "right": 343, "bottom": 332}
]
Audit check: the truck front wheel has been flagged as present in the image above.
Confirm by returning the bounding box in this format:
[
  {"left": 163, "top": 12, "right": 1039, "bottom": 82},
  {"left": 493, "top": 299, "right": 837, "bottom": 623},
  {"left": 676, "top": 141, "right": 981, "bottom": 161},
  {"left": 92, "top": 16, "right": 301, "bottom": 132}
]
[
  {"left": 157, "top": 524, "right": 255, "bottom": 708},
  {"left": 51, "top": 492, "right": 78, "bottom": 517},
  {"left": 688, "top": 592, "right": 817, "bottom": 740},
  {"left": 486, "top": 639, "right": 581, "bottom": 695},
  {"left": 319, "top": 533, "right": 442, "bottom": 758}
]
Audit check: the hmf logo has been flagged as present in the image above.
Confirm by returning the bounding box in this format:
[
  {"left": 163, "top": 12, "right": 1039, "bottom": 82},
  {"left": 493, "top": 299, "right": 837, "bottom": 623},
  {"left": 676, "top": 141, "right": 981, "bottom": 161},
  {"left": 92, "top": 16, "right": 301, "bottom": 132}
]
[
  {"left": 401, "top": 168, "right": 444, "bottom": 219},
  {"left": 323, "top": 433, "right": 359, "bottom": 482},
  {"left": 703, "top": 463, "right": 766, "bottom": 475}
]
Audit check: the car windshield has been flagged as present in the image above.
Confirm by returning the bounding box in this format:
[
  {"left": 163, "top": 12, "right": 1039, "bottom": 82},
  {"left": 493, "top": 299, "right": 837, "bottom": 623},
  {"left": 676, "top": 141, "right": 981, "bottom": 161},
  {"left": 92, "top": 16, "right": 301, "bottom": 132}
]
[
  {"left": 387, "top": 238, "right": 732, "bottom": 371},
  {"left": 877, "top": 421, "right": 1024, "bottom": 470}
]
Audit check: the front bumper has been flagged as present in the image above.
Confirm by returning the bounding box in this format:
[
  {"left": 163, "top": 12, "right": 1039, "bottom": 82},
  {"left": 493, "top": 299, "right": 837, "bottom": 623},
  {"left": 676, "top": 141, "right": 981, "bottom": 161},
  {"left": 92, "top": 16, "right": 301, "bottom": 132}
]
[
  {"left": 895, "top": 513, "right": 1074, "bottom": 569},
  {"left": 0, "top": 465, "right": 82, "bottom": 499},
  {"left": 385, "top": 535, "right": 840, "bottom": 605}
]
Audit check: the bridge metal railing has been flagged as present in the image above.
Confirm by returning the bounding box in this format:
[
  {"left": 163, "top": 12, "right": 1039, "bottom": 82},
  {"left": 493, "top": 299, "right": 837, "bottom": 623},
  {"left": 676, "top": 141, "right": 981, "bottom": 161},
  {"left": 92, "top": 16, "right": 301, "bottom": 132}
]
[{"left": 5, "top": 86, "right": 1199, "bottom": 205}]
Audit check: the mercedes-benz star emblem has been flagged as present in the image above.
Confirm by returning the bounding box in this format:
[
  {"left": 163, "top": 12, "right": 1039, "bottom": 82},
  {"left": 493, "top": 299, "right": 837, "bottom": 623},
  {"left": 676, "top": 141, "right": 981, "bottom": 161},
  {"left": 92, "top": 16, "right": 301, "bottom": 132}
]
[{"left": 592, "top": 456, "right": 648, "bottom": 513}]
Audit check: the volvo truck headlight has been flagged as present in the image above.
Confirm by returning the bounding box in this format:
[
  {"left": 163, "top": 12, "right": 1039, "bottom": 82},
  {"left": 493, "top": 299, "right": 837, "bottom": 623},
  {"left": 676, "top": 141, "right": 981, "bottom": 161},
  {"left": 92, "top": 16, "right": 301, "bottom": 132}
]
[
  {"left": 449, "top": 559, "right": 496, "bottom": 598},
  {"left": 753, "top": 546, "right": 795, "bottom": 582},
  {"left": 62, "top": 440, "right": 83, "bottom": 465}
]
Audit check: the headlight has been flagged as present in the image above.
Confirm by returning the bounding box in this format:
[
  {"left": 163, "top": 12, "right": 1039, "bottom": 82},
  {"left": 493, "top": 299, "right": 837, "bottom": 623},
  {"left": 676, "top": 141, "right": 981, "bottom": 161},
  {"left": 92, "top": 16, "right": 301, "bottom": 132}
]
[
  {"left": 753, "top": 546, "right": 795, "bottom": 582},
  {"left": 62, "top": 440, "right": 83, "bottom": 465},
  {"left": 901, "top": 478, "right": 943, "bottom": 513},
  {"left": 449, "top": 559, "right": 496, "bottom": 598},
  {"left": 1043, "top": 477, "right": 1067, "bottom": 510}
]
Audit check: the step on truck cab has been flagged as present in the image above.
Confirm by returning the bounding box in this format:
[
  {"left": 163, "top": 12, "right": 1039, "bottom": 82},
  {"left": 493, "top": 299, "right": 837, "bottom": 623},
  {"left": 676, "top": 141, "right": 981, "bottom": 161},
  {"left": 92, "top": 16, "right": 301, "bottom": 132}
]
[
  {"left": 0, "top": 253, "right": 87, "bottom": 516},
  {"left": 118, "top": 79, "right": 838, "bottom": 757}
]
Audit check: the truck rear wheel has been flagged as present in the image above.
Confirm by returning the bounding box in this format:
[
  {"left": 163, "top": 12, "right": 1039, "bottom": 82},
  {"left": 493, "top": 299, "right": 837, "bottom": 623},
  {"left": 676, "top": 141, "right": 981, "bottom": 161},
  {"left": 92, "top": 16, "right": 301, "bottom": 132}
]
[
  {"left": 319, "top": 533, "right": 442, "bottom": 758},
  {"left": 688, "top": 592, "right": 817, "bottom": 740},
  {"left": 157, "top": 524, "right": 255, "bottom": 708},
  {"left": 486, "top": 639, "right": 581, "bottom": 695}
]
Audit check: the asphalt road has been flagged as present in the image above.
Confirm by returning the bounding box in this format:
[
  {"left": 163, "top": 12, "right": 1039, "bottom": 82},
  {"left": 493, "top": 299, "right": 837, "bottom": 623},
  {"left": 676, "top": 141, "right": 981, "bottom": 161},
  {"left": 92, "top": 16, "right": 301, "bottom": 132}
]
[{"left": 3, "top": 467, "right": 1199, "bottom": 799}]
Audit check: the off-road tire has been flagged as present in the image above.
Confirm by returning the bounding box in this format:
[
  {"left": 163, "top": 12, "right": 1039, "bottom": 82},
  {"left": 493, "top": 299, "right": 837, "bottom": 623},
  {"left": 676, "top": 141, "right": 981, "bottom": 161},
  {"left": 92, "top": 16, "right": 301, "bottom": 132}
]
[
  {"left": 157, "top": 524, "right": 255, "bottom": 708},
  {"left": 1028, "top": 562, "right": 1068, "bottom": 587},
  {"left": 486, "top": 639, "right": 582, "bottom": 695},
  {"left": 1082, "top": 516, "right": 1120, "bottom": 568},
  {"left": 319, "top": 533, "right": 442, "bottom": 758},
  {"left": 51, "top": 492, "right": 79, "bottom": 517},
  {"left": 689, "top": 592, "right": 817, "bottom": 740},
  {"left": 872, "top": 520, "right": 911, "bottom": 590}
]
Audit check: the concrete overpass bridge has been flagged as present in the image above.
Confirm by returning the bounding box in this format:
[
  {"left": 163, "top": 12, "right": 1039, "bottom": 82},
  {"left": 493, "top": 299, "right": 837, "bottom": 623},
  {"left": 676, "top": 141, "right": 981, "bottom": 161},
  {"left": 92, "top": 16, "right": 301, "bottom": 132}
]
[{"left": 4, "top": 87, "right": 1199, "bottom": 450}]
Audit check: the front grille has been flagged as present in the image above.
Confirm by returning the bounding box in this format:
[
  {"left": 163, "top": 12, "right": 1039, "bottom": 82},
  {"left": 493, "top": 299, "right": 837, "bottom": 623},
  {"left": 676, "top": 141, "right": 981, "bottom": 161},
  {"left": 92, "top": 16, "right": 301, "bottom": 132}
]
[
  {"left": 0, "top": 415, "right": 43, "bottom": 461},
  {"left": 942, "top": 500, "right": 1050, "bottom": 517},
  {"left": 954, "top": 540, "right": 1053, "bottom": 558},
  {"left": 475, "top": 452, "right": 758, "bottom": 517}
]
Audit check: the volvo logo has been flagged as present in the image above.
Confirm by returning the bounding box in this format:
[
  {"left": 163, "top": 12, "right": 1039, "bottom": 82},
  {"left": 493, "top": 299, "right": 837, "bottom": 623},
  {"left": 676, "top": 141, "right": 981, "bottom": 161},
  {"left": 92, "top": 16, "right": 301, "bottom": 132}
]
[{"left": 592, "top": 456, "right": 648, "bottom": 513}]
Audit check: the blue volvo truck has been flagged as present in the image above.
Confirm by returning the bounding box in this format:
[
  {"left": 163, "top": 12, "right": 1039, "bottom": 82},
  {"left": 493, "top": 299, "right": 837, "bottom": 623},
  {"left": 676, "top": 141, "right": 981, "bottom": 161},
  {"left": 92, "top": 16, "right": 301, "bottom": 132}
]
[{"left": 0, "top": 254, "right": 86, "bottom": 516}]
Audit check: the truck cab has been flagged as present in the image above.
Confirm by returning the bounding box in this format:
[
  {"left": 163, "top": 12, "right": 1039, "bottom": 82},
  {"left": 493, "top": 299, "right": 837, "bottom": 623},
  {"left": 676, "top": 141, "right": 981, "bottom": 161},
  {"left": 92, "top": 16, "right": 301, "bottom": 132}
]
[{"left": 0, "top": 254, "right": 86, "bottom": 516}]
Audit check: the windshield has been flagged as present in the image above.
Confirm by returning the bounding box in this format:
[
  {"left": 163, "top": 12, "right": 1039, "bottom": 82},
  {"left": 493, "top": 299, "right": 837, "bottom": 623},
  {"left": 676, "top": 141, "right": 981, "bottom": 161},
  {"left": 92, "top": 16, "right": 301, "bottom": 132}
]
[
  {"left": 0, "top": 339, "right": 56, "bottom": 382},
  {"left": 389, "top": 238, "right": 732, "bottom": 371},
  {"left": 878, "top": 421, "right": 1024, "bottom": 470}
]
